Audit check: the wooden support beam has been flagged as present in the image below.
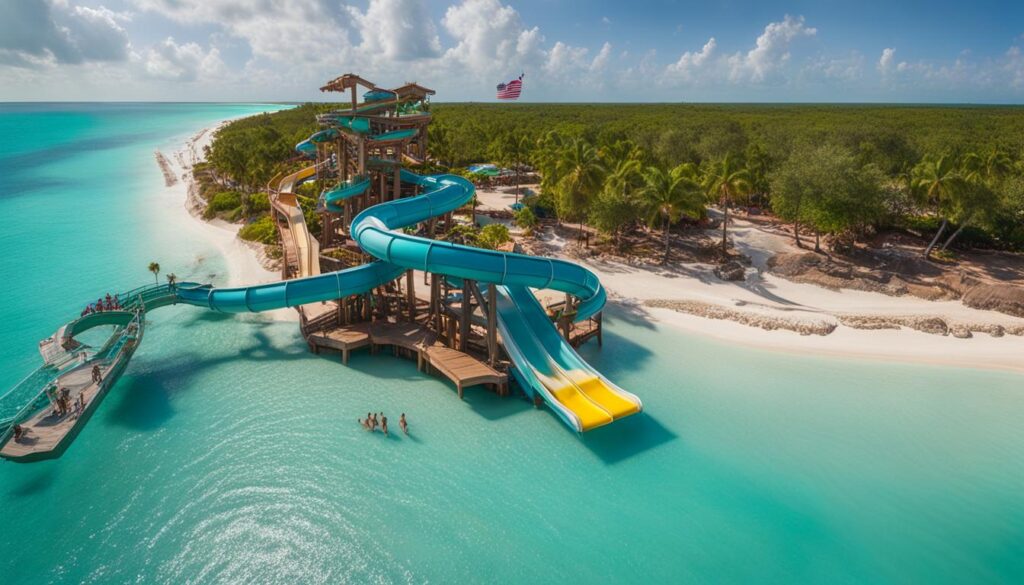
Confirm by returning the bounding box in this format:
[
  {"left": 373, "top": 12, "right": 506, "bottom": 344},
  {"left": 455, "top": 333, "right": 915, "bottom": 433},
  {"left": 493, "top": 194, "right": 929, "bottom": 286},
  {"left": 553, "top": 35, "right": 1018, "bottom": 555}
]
[
  {"left": 406, "top": 270, "right": 416, "bottom": 321},
  {"left": 393, "top": 146, "right": 402, "bottom": 201},
  {"left": 446, "top": 312, "right": 456, "bottom": 348},
  {"left": 487, "top": 283, "right": 497, "bottom": 367},
  {"left": 596, "top": 312, "right": 603, "bottom": 347},
  {"left": 561, "top": 294, "right": 573, "bottom": 341},
  {"left": 459, "top": 280, "right": 472, "bottom": 352}
]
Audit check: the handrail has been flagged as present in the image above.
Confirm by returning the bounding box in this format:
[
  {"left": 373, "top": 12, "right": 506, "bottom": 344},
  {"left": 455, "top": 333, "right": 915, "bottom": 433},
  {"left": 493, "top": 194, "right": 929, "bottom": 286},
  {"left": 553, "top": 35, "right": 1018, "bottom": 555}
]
[{"left": 0, "top": 312, "right": 143, "bottom": 444}]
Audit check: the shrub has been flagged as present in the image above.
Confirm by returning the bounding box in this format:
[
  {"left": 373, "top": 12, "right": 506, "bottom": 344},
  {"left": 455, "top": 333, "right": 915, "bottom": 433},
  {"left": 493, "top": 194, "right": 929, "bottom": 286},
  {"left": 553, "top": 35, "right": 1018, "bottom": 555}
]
[
  {"left": 238, "top": 215, "right": 278, "bottom": 245},
  {"left": 514, "top": 206, "right": 537, "bottom": 233},
  {"left": 478, "top": 223, "right": 511, "bottom": 249},
  {"left": 249, "top": 192, "right": 270, "bottom": 214},
  {"left": 203, "top": 191, "right": 242, "bottom": 219}
]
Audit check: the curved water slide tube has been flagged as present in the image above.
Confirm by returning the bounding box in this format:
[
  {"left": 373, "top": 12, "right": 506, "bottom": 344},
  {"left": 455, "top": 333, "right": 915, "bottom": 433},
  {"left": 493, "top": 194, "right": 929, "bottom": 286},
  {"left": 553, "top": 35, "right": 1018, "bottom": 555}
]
[
  {"left": 323, "top": 176, "right": 371, "bottom": 213},
  {"left": 178, "top": 130, "right": 639, "bottom": 431},
  {"left": 295, "top": 128, "right": 339, "bottom": 158}
]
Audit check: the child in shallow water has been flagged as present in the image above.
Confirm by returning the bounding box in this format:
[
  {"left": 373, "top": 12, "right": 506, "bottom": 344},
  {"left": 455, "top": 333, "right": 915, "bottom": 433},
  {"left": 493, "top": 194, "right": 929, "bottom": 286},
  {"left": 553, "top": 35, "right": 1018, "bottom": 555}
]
[{"left": 399, "top": 413, "right": 408, "bottom": 435}]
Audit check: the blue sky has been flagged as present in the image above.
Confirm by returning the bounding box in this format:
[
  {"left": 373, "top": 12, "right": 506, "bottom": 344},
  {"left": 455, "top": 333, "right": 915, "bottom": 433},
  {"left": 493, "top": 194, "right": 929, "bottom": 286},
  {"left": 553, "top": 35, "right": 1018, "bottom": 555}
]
[{"left": 1, "top": 0, "right": 1022, "bottom": 102}]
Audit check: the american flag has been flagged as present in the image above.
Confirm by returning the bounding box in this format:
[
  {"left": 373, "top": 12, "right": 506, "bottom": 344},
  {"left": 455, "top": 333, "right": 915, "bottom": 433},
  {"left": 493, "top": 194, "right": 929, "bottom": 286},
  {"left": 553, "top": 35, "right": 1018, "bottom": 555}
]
[{"left": 496, "top": 73, "right": 524, "bottom": 100}]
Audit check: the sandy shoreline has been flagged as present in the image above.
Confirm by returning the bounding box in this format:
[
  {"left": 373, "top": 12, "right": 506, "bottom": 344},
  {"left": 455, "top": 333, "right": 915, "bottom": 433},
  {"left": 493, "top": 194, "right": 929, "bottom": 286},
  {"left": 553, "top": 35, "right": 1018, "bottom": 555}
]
[
  {"left": 163, "top": 136, "right": 1023, "bottom": 373},
  {"left": 160, "top": 119, "right": 296, "bottom": 322},
  {"left": 475, "top": 185, "right": 1024, "bottom": 374}
]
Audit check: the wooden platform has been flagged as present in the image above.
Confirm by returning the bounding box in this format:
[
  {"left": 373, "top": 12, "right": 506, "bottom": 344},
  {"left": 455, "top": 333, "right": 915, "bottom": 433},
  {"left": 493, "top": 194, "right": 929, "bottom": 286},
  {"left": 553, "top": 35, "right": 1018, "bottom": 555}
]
[
  {"left": 1, "top": 362, "right": 112, "bottom": 461},
  {"left": 308, "top": 320, "right": 507, "bottom": 397},
  {"left": 307, "top": 322, "right": 370, "bottom": 364},
  {"left": 423, "top": 346, "right": 507, "bottom": 398}
]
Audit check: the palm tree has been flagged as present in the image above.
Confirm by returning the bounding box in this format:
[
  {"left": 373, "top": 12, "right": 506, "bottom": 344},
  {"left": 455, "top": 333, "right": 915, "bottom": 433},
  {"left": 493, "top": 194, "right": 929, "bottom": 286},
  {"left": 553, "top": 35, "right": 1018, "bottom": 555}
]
[
  {"left": 702, "top": 154, "right": 752, "bottom": 254},
  {"left": 962, "top": 149, "right": 1012, "bottom": 184},
  {"left": 596, "top": 142, "right": 644, "bottom": 245},
  {"left": 493, "top": 132, "right": 532, "bottom": 204},
  {"left": 554, "top": 137, "right": 606, "bottom": 246},
  {"left": 745, "top": 143, "right": 772, "bottom": 207},
  {"left": 912, "top": 155, "right": 963, "bottom": 259},
  {"left": 532, "top": 130, "right": 567, "bottom": 197},
  {"left": 148, "top": 262, "right": 161, "bottom": 284},
  {"left": 640, "top": 164, "right": 703, "bottom": 264}
]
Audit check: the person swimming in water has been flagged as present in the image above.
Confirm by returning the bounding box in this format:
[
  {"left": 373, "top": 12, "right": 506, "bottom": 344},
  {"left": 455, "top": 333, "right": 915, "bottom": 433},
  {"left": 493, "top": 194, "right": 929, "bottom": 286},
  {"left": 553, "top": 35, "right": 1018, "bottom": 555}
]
[
  {"left": 399, "top": 413, "right": 408, "bottom": 435},
  {"left": 381, "top": 415, "right": 388, "bottom": 436}
]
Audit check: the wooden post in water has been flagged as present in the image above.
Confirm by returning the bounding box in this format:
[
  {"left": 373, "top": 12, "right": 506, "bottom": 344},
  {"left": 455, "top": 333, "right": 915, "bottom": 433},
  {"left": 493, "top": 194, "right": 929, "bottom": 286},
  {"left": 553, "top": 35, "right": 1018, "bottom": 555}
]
[{"left": 487, "top": 284, "right": 497, "bottom": 366}]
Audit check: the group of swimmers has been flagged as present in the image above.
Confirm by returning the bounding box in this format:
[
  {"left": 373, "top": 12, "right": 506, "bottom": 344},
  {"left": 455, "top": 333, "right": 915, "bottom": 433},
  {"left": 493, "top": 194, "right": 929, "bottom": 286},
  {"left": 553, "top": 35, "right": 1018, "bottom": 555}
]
[
  {"left": 81, "top": 293, "right": 121, "bottom": 316},
  {"left": 359, "top": 412, "right": 408, "bottom": 436}
]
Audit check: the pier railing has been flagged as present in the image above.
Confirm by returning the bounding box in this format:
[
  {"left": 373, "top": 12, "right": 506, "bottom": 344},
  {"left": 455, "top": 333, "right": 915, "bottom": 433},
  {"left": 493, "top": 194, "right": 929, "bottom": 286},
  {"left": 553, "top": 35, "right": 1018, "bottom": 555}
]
[{"left": 0, "top": 312, "right": 144, "bottom": 446}]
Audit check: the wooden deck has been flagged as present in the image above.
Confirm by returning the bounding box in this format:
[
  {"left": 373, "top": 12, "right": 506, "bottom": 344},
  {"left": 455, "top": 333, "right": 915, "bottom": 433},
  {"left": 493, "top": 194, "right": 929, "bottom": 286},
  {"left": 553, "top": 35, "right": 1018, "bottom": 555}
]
[
  {"left": 0, "top": 362, "right": 113, "bottom": 461},
  {"left": 308, "top": 320, "right": 507, "bottom": 397},
  {"left": 423, "top": 346, "right": 507, "bottom": 398},
  {"left": 307, "top": 321, "right": 370, "bottom": 364}
]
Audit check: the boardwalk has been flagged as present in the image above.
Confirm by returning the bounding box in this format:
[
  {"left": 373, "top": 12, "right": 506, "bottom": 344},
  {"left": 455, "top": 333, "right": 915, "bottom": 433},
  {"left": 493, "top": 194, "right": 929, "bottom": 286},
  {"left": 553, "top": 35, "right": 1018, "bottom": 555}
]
[
  {"left": 0, "top": 363, "right": 111, "bottom": 461},
  {"left": 309, "top": 320, "right": 507, "bottom": 397},
  {"left": 307, "top": 322, "right": 371, "bottom": 364}
]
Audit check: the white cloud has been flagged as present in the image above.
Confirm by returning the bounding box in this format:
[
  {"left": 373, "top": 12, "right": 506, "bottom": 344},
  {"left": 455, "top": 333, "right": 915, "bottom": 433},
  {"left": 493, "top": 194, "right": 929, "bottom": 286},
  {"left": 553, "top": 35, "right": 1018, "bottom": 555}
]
[
  {"left": 805, "top": 53, "right": 864, "bottom": 82},
  {"left": 0, "top": 0, "right": 131, "bottom": 67},
  {"left": 348, "top": 0, "right": 441, "bottom": 61},
  {"left": 591, "top": 42, "right": 612, "bottom": 71},
  {"left": 544, "top": 41, "right": 589, "bottom": 75},
  {"left": 1004, "top": 46, "right": 1023, "bottom": 88},
  {"left": 133, "top": 0, "right": 353, "bottom": 65},
  {"left": 441, "top": 0, "right": 545, "bottom": 75},
  {"left": 878, "top": 47, "right": 896, "bottom": 73},
  {"left": 665, "top": 37, "right": 717, "bottom": 82},
  {"left": 727, "top": 15, "right": 816, "bottom": 82},
  {"left": 139, "top": 37, "right": 225, "bottom": 82}
]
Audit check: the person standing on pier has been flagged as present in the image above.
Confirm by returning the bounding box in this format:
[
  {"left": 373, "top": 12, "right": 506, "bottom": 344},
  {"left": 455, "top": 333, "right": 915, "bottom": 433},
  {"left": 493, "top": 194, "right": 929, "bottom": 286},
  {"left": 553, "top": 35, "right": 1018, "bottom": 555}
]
[{"left": 92, "top": 365, "right": 102, "bottom": 384}]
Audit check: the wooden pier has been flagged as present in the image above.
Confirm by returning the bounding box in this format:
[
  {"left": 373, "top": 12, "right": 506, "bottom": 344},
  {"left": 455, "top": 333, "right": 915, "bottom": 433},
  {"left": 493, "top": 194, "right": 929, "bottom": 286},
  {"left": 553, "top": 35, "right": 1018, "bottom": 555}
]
[
  {"left": 308, "top": 317, "right": 507, "bottom": 398},
  {"left": 1, "top": 323, "right": 141, "bottom": 462}
]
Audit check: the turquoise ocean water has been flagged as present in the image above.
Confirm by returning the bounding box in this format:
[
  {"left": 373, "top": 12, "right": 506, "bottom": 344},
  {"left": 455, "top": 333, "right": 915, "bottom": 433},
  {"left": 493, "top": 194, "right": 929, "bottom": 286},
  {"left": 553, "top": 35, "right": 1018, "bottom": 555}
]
[{"left": 0, "top": 104, "right": 1022, "bottom": 584}]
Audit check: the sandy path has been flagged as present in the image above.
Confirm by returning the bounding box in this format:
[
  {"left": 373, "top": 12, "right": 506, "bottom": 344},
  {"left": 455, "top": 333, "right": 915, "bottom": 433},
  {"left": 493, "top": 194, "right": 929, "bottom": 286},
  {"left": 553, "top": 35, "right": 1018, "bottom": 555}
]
[{"left": 528, "top": 213, "right": 1024, "bottom": 374}]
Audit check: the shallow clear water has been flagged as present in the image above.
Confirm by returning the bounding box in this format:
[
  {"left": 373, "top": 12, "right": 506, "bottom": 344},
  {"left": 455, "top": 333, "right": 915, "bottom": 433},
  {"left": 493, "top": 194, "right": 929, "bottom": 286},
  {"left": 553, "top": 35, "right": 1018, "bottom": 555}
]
[{"left": 1, "top": 104, "right": 1023, "bottom": 584}]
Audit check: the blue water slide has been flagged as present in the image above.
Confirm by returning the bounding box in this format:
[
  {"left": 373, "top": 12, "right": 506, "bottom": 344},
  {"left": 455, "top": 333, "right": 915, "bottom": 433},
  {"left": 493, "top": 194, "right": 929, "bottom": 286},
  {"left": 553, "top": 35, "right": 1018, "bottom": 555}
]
[
  {"left": 323, "top": 176, "right": 371, "bottom": 212},
  {"left": 175, "top": 261, "right": 404, "bottom": 313},
  {"left": 352, "top": 171, "right": 606, "bottom": 320},
  {"left": 335, "top": 116, "right": 371, "bottom": 134},
  {"left": 171, "top": 153, "right": 637, "bottom": 430},
  {"left": 295, "top": 128, "right": 338, "bottom": 157},
  {"left": 364, "top": 89, "right": 396, "bottom": 102},
  {"left": 368, "top": 128, "right": 418, "bottom": 143},
  {"left": 295, "top": 140, "right": 316, "bottom": 157}
]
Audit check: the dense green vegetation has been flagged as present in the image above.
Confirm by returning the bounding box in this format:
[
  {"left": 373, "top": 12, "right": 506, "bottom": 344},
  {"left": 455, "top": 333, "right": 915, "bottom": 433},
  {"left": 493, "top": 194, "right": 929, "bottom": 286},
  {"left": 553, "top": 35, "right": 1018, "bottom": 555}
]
[{"left": 204, "top": 102, "right": 1024, "bottom": 254}]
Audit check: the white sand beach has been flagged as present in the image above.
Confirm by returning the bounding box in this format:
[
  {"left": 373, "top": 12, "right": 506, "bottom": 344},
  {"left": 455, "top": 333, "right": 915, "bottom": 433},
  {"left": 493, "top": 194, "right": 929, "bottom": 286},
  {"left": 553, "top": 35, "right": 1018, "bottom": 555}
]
[
  {"left": 159, "top": 121, "right": 297, "bottom": 322},
  {"left": 475, "top": 184, "right": 1024, "bottom": 372}
]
